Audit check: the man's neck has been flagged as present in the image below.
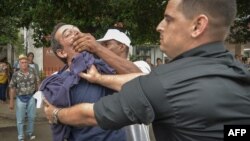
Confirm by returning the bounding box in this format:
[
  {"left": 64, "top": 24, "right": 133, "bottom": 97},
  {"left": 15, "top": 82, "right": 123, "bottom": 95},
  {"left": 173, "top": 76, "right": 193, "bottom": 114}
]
[
  {"left": 67, "top": 54, "right": 75, "bottom": 68},
  {"left": 21, "top": 68, "right": 29, "bottom": 74}
]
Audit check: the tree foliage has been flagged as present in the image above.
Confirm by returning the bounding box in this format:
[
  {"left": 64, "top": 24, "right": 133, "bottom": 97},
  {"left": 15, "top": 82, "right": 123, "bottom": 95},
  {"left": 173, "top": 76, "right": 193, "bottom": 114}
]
[
  {"left": 0, "top": 0, "right": 249, "bottom": 48},
  {"left": 227, "top": 0, "right": 250, "bottom": 44},
  {"left": 1, "top": 0, "right": 165, "bottom": 47},
  {"left": 0, "top": 0, "right": 20, "bottom": 45}
]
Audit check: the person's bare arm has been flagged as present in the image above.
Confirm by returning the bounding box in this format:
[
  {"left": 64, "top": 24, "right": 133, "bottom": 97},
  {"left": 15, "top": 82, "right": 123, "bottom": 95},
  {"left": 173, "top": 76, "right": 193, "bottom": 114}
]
[
  {"left": 94, "top": 44, "right": 141, "bottom": 74},
  {"left": 35, "top": 73, "right": 41, "bottom": 91},
  {"left": 9, "top": 88, "right": 16, "bottom": 110},
  {"left": 72, "top": 33, "right": 141, "bottom": 74},
  {"left": 44, "top": 99, "right": 97, "bottom": 127},
  {"left": 79, "top": 65, "right": 146, "bottom": 91}
]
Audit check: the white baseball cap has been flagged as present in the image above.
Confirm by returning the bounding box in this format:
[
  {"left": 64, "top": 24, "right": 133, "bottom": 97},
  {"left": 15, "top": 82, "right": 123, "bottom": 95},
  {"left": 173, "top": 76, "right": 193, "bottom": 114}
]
[{"left": 97, "top": 29, "right": 132, "bottom": 49}]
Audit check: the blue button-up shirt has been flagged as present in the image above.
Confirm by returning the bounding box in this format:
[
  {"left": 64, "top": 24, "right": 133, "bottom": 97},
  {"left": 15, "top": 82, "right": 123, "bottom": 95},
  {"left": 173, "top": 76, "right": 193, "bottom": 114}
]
[{"left": 40, "top": 52, "right": 126, "bottom": 141}]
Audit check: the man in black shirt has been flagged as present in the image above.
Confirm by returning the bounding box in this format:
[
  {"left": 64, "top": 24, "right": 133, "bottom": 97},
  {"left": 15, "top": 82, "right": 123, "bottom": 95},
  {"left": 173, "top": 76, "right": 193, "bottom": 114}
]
[{"left": 44, "top": 0, "right": 250, "bottom": 141}]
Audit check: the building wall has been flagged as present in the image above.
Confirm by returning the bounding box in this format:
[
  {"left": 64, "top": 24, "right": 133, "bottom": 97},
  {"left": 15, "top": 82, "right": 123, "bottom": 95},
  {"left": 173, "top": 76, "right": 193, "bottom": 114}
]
[
  {"left": 43, "top": 47, "right": 64, "bottom": 76},
  {"left": 25, "top": 28, "right": 44, "bottom": 71}
]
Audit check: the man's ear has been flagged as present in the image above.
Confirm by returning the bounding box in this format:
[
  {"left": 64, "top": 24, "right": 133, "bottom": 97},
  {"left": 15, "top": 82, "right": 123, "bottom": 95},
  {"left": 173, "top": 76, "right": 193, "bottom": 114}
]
[
  {"left": 191, "top": 14, "right": 208, "bottom": 38},
  {"left": 120, "top": 44, "right": 127, "bottom": 51},
  {"left": 56, "top": 49, "right": 67, "bottom": 58}
]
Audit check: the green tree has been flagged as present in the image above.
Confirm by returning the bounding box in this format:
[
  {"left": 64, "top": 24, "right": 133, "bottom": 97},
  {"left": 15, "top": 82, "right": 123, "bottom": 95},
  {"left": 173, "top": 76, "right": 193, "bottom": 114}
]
[
  {"left": 0, "top": 0, "right": 249, "bottom": 48},
  {"left": 1, "top": 0, "right": 165, "bottom": 47},
  {"left": 0, "top": 2, "right": 19, "bottom": 46},
  {"left": 227, "top": 0, "right": 250, "bottom": 44}
]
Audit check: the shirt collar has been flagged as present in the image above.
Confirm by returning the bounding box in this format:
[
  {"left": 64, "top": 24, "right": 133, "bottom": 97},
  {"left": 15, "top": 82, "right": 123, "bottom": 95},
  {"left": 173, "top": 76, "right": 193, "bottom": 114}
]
[{"left": 172, "top": 41, "right": 226, "bottom": 61}]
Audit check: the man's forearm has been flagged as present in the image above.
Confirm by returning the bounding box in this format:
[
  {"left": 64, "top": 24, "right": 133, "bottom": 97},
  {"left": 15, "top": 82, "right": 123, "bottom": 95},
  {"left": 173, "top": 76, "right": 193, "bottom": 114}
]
[
  {"left": 97, "top": 73, "right": 145, "bottom": 91},
  {"left": 9, "top": 88, "right": 16, "bottom": 110},
  {"left": 95, "top": 44, "right": 141, "bottom": 74},
  {"left": 57, "top": 103, "right": 97, "bottom": 127},
  {"left": 9, "top": 88, "right": 16, "bottom": 101}
]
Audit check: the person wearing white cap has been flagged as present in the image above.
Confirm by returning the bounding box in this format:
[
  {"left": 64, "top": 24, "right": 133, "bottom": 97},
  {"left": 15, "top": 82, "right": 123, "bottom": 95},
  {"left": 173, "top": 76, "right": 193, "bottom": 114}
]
[
  {"left": 97, "top": 29, "right": 151, "bottom": 73},
  {"left": 73, "top": 29, "right": 151, "bottom": 91},
  {"left": 72, "top": 29, "right": 141, "bottom": 74},
  {"left": 97, "top": 29, "right": 132, "bottom": 51},
  {"left": 96, "top": 29, "right": 152, "bottom": 141}
]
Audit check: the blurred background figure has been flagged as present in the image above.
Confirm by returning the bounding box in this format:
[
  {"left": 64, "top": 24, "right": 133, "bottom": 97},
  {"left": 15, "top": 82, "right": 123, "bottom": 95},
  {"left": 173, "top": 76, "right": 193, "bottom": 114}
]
[
  {"left": 9, "top": 54, "right": 40, "bottom": 141},
  {"left": 27, "top": 52, "right": 40, "bottom": 76},
  {"left": 145, "top": 56, "right": 154, "bottom": 69},
  {"left": 0, "top": 57, "right": 11, "bottom": 103},
  {"left": 155, "top": 58, "right": 163, "bottom": 67},
  {"left": 164, "top": 57, "right": 170, "bottom": 64}
]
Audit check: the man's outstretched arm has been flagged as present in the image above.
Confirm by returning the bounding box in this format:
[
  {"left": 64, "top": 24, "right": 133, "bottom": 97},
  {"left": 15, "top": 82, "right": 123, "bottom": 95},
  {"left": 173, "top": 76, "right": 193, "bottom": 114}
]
[
  {"left": 44, "top": 99, "right": 97, "bottom": 127},
  {"left": 79, "top": 65, "right": 146, "bottom": 91},
  {"left": 44, "top": 77, "right": 155, "bottom": 129},
  {"left": 72, "top": 33, "right": 141, "bottom": 74}
]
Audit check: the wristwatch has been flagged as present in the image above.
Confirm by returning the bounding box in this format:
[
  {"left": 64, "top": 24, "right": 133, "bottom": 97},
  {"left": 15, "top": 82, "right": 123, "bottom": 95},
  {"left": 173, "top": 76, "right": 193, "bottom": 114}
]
[{"left": 52, "top": 108, "right": 62, "bottom": 124}]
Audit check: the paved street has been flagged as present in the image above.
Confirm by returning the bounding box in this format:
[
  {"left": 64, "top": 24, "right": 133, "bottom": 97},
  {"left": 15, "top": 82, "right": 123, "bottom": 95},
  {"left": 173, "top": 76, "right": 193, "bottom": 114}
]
[
  {"left": 0, "top": 120, "right": 52, "bottom": 141},
  {"left": 0, "top": 101, "right": 52, "bottom": 141}
]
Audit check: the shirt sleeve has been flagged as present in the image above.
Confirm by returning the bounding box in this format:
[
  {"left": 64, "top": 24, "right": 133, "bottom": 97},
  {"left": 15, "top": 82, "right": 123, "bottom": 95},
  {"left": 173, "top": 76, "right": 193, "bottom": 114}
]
[{"left": 94, "top": 76, "right": 155, "bottom": 130}]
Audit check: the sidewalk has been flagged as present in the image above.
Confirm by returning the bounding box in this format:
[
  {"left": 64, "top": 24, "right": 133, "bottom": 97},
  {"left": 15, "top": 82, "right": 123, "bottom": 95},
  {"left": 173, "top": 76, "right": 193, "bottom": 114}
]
[{"left": 0, "top": 100, "right": 47, "bottom": 127}]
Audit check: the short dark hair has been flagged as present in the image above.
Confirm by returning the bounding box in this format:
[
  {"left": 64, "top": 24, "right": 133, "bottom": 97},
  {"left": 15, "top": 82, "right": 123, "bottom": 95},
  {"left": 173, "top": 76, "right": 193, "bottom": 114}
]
[
  {"left": 178, "top": 0, "right": 237, "bottom": 28},
  {"left": 51, "top": 23, "right": 67, "bottom": 63},
  {"left": 51, "top": 23, "right": 66, "bottom": 53},
  {"left": 156, "top": 58, "right": 162, "bottom": 61},
  {"left": 27, "top": 52, "right": 34, "bottom": 57}
]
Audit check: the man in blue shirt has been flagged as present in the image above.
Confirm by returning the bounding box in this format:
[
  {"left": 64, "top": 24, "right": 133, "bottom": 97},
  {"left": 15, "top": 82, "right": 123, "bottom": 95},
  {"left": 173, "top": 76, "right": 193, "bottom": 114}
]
[{"left": 42, "top": 23, "right": 141, "bottom": 141}]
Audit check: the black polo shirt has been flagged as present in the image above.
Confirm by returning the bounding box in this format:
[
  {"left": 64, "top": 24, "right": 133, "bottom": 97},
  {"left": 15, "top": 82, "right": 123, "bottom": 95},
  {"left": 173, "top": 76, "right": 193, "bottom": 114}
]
[{"left": 94, "top": 42, "right": 250, "bottom": 141}]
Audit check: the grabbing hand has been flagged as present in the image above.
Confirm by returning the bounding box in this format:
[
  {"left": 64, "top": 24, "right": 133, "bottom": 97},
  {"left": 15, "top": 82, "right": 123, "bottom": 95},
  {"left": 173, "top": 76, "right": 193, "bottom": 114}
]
[
  {"left": 72, "top": 33, "right": 101, "bottom": 53},
  {"left": 43, "top": 98, "right": 56, "bottom": 124},
  {"left": 79, "top": 65, "right": 101, "bottom": 83}
]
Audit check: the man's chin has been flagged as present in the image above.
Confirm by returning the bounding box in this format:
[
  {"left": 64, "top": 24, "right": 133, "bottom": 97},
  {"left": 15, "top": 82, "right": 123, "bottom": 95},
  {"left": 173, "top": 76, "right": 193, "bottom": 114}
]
[{"left": 159, "top": 45, "right": 165, "bottom": 52}]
